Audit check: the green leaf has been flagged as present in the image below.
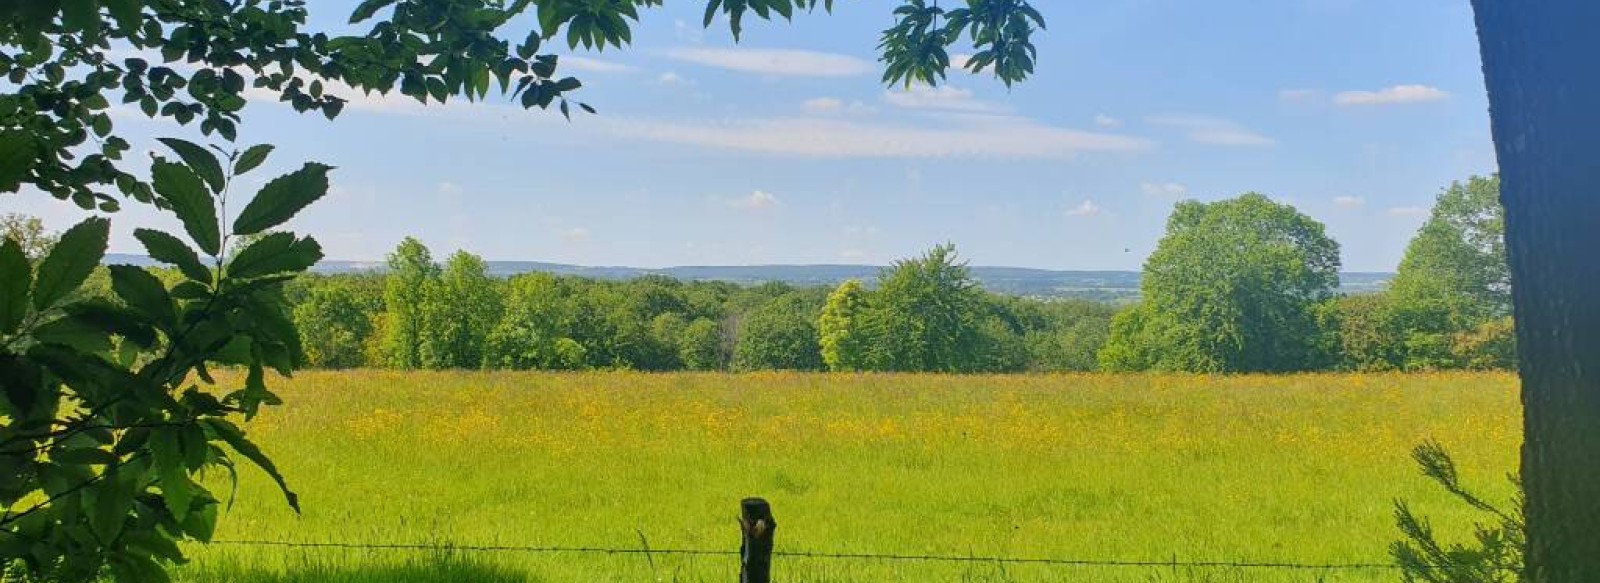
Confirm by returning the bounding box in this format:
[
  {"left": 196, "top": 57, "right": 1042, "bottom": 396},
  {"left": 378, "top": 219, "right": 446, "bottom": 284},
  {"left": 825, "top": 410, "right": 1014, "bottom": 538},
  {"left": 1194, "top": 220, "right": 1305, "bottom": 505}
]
[
  {"left": 181, "top": 498, "right": 218, "bottom": 543},
  {"left": 109, "top": 551, "right": 170, "bottom": 583},
  {"left": 124, "top": 529, "right": 186, "bottom": 562},
  {"left": 134, "top": 229, "right": 211, "bottom": 283},
  {"left": 62, "top": 300, "right": 158, "bottom": 348},
  {"left": 231, "top": 163, "right": 333, "bottom": 236},
  {"left": 151, "top": 427, "right": 195, "bottom": 518},
  {"left": 90, "top": 471, "right": 133, "bottom": 543},
  {"left": 31, "top": 314, "right": 114, "bottom": 353},
  {"left": 53, "top": 447, "right": 117, "bottom": 465},
  {"left": 206, "top": 418, "right": 299, "bottom": 512},
  {"left": 109, "top": 265, "right": 176, "bottom": 328},
  {"left": 226, "top": 233, "right": 323, "bottom": 280},
  {"left": 158, "top": 138, "right": 227, "bottom": 194},
  {"left": 152, "top": 160, "right": 221, "bottom": 255},
  {"left": 32, "top": 217, "right": 109, "bottom": 310},
  {"left": 349, "top": 0, "right": 397, "bottom": 23},
  {"left": 0, "top": 239, "right": 30, "bottom": 334},
  {"left": 0, "top": 129, "right": 38, "bottom": 192},
  {"left": 233, "top": 144, "right": 274, "bottom": 175}
]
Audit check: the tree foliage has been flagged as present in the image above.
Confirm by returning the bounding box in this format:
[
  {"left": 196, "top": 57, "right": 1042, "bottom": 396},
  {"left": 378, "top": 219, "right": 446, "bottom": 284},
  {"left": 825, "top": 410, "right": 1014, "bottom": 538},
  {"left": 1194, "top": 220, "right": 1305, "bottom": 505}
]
[
  {"left": 1101, "top": 194, "right": 1342, "bottom": 373},
  {"left": 818, "top": 280, "right": 869, "bottom": 372},
  {"left": 0, "top": 141, "right": 324, "bottom": 581},
  {"left": 1387, "top": 176, "right": 1511, "bottom": 370}
]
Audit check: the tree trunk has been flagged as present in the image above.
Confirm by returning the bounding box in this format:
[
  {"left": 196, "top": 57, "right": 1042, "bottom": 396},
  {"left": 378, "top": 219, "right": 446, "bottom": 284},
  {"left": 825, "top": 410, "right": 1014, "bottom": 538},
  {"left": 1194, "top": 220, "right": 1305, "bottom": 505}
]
[{"left": 1470, "top": 2, "right": 1600, "bottom": 580}]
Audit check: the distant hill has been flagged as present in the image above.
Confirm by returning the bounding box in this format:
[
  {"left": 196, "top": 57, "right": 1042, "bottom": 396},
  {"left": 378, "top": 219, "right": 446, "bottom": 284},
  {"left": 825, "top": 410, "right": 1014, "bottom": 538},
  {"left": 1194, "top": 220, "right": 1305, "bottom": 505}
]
[{"left": 103, "top": 254, "right": 1391, "bottom": 301}]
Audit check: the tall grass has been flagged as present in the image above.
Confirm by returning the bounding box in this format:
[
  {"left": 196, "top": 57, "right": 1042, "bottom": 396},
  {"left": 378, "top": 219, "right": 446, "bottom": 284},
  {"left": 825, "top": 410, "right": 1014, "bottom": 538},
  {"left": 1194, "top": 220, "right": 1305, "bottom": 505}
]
[{"left": 176, "top": 372, "right": 1519, "bottom": 582}]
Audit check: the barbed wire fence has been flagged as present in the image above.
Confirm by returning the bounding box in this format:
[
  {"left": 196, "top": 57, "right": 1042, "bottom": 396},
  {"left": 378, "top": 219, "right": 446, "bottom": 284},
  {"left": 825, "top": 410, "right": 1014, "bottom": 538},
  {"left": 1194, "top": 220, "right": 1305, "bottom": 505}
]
[{"left": 200, "top": 497, "right": 1439, "bottom": 581}]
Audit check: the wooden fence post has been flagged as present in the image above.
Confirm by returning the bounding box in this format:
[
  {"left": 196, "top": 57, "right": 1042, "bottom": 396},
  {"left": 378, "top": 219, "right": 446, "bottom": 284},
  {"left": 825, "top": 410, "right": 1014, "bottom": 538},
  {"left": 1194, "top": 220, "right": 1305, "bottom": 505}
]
[{"left": 739, "top": 498, "right": 775, "bottom": 583}]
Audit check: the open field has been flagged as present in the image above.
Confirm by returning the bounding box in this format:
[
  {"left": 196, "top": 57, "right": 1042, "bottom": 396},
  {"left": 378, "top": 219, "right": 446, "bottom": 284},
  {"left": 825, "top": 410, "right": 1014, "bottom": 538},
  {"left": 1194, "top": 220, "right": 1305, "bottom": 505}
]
[{"left": 174, "top": 372, "right": 1520, "bottom": 582}]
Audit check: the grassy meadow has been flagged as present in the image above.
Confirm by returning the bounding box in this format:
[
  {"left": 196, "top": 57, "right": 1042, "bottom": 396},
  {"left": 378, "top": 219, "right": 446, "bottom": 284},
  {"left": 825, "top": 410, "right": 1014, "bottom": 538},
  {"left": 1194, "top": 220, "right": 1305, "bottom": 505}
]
[{"left": 174, "top": 372, "right": 1520, "bottom": 582}]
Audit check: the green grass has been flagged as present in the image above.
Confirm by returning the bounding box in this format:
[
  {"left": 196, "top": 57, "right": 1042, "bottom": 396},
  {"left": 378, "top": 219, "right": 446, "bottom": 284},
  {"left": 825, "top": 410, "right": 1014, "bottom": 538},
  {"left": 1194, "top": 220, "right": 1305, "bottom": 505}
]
[{"left": 174, "top": 371, "right": 1520, "bottom": 582}]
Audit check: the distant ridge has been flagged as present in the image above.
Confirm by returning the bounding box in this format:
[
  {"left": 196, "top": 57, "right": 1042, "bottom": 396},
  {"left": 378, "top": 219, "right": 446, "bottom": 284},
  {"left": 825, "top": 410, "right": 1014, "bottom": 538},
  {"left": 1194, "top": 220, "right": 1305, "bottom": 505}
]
[{"left": 102, "top": 254, "right": 1391, "bottom": 301}]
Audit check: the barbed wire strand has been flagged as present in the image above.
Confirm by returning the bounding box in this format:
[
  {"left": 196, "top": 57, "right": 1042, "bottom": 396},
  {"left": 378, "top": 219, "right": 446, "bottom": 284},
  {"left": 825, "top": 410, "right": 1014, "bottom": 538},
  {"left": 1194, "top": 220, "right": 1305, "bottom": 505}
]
[{"left": 208, "top": 539, "right": 1410, "bottom": 571}]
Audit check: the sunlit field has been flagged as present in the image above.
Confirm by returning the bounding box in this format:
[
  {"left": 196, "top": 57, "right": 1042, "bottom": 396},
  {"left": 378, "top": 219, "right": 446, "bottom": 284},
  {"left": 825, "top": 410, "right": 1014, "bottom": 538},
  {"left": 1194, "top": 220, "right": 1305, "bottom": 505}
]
[{"left": 174, "top": 372, "right": 1520, "bottom": 582}]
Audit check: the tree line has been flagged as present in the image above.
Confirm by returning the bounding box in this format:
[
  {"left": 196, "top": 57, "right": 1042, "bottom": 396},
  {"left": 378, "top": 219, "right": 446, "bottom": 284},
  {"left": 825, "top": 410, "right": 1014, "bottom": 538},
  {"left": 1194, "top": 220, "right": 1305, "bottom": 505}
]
[
  {"left": 0, "top": 175, "right": 1511, "bottom": 376},
  {"left": 269, "top": 175, "right": 1512, "bottom": 374}
]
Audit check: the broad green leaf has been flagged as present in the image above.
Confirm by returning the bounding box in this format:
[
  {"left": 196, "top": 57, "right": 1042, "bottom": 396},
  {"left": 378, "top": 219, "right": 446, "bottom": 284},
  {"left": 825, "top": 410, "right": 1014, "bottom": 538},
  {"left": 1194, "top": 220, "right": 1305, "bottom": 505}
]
[
  {"left": 108, "top": 265, "right": 176, "bottom": 328},
  {"left": 0, "top": 239, "right": 29, "bottom": 334},
  {"left": 90, "top": 472, "right": 133, "bottom": 542},
  {"left": 53, "top": 447, "right": 117, "bottom": 465},
  {"left": 32, "top": 217, "right": 109, "bottom": 310},
  {"left": 109, "top": 552, "right": 170, "bottom": 583},
  {"left": 31, "top": 315, "right": 114, "bottom": 353},
  {"left": 134, "top": 229, "right": 211, "bottom": 283},
  {"left": 231, "top": 163, "right": 333, "bottom": 236},
  {"left": 233, "top": 144, "right": 274, "bottom": 175},
  {"left": 349, "top": 0, "right": 397, "bottom": 23},
  {"left": 206, "top": 418, "right": 299, "bottom": 512},
  {"left": 0, "top": 129, "right": 37, "bottom": 192},
  {"left": 124, "top": 529, "right": 186, "bottom": 562},
  {"left": 151, "top": 427, "right": 194, "bottom": 518},
  {"left": 226, "top": 233, "right": 323, "bottom": 279},
  {"left": 158, "top": 138, "right": 226, "bottom": 193},
  {"left": 62, "top": 300, "right": 158, "bottom": 348},
  {"left": 180, "top": 499, "right": 218, "bottom": 542},
  {"left": 152, "top": 160, "right": 221, "bottom": 255}
]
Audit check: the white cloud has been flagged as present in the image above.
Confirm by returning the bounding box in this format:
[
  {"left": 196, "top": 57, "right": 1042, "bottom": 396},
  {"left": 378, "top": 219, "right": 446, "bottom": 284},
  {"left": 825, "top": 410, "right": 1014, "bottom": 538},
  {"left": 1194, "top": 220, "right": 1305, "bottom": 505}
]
[
  {"left": 662, "top": 47, "right": 873, "bottom": 77},
  {"left": 1387, "top": 206, "right": 1428, "bottom": 217},
  {"left": 1140, "top": 182, "right": 1189, "bottom": 197},
  {"left": 437, "top": 182, "right": 464, "bottom": 196},
  {"left": 563, "top": 227, "right": 592, "bottom": 242},
  {"left": 657, "top": 71, "right": 685, "bottom": 85},
  {"left": 1065, "top": 200, "right": 1103, "bottom": 217},
  {"left": 803, "top": 97, "right": 844, "bottom": 113},
  {"left": 598, "top": 114, "right": 1151, "bottom": 159},
  {"left": 1334, "top": 85, "right": 1450, "bottom": 107},
  {"left": 882, "top": 85, "right": 1008, "bottom": 114},
  {"left": 1333, "top": 196, "right": 1365, "bottom": 209},
  {"left": 1147, "top": 115, "right": 1276, "bottom": 147},
  {"left": 1094, "top": 114, "right": 1121, "bottom": 128},
  {"left": 561, "top": 56, "right": 635, "bottom": 73},
  {"left": 727, "top": 190, "right": 779, "bottom": 210},
  {"left": 838, "top": 248, "right": 868, "bottom": 260},
  {"left": 1278, "top": 89, "right": 1322, "bottom": 103}
]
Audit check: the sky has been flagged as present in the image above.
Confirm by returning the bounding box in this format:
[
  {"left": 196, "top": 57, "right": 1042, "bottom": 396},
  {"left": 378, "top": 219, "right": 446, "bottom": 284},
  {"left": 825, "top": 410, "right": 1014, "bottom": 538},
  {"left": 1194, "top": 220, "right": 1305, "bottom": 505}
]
[{"left": 6, "top": 0, "right": 1497, "bottom": 271}]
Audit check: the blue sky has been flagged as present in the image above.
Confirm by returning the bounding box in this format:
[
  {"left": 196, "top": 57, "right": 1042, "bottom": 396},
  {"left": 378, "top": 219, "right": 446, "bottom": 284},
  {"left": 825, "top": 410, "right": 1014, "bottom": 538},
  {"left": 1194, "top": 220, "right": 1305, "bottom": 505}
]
[{"left": 10, "top": 0, "right": 1495, "bottom": 271}]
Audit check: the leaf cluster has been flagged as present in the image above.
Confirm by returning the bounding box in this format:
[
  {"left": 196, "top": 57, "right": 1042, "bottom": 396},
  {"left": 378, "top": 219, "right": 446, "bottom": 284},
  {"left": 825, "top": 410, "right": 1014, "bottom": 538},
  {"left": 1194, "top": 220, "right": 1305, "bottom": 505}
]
[{"left": 0, "top": 140, "right": 327, "bottom": 582}]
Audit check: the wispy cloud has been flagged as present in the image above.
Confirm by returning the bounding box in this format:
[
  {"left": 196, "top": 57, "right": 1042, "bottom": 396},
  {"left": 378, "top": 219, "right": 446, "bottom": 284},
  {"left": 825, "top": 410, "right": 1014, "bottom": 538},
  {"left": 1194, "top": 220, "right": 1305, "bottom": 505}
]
[
  {"left": 561, "top": 55, "right": 635, "bottom": 73},
  {"left": 1140, "top": 182, "right": 1189, "bottom": 197},
  {"left": 1094, "top": 114, "right": 1121, "bottom": 128},
  {"left": 1065, "top": 200, "right": 1103, "bottom": 217},
  {"left": 1387, "top": 206, "right": 1428, "bottom": 217},
  {"left": 1333, "top": 195, "right": 1365, "bottom": 209},
  {"left": 1334, "top": 85, "right": 1450, "bottom": 107},
  {"left": 662, "top": 47, "right": 873, "bottom": 77},
  {"left": 598, "top": 114, "right": 1151, "bottom": 159},
  {"left": 726, "top": 190, "right": 779, "bottom": 211},
  {"left": 657, "top": 71, "right": 686, "bottom": 85},
  {"left": 882, "top": 85, "right": 1006, "bottom": 114},
  {"left": 1147, "top": 115, "right": 1275, "bottom": 147}
]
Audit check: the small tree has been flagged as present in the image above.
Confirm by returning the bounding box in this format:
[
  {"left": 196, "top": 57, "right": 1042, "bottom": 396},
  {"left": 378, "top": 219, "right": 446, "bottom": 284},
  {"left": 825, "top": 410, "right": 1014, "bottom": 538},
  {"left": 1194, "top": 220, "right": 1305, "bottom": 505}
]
[
  {"left": 380, "top": 238, "right": 438, "bottom": 369},
  {"left": 733, "top": 292, "right": 825, "bottom": 372},
  {"left": 862, "top": 244, "right": 987, "bottom": 372},
  {"left": 818, "top": 280, "right": 870, "bottom": 372}
]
